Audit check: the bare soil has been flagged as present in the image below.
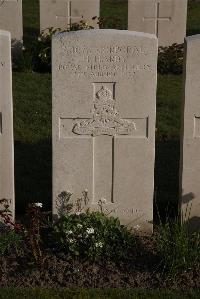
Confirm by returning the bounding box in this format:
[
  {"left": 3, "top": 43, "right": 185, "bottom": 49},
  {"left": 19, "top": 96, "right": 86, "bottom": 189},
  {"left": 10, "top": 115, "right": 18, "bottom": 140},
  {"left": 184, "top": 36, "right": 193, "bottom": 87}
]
[{"left": 0, "top": 236, "right": 199, "bottom": 289}]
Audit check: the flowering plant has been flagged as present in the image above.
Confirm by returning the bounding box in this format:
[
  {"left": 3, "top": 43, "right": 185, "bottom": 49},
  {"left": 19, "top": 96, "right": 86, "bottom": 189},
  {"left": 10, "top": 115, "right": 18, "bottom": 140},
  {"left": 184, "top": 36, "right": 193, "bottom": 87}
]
[
  {"left": 52, "top": 210, "right": 135, "bottom": 262},
  {"left": 0, "top": 199, "right": 22, "bottom": 255}
]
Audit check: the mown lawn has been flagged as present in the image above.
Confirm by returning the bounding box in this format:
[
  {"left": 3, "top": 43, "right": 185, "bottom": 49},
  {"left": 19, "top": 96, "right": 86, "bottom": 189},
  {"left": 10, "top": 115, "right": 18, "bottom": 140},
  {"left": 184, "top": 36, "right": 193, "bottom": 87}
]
[
  {"left": 0, "top": 288, "right": 199, "bottom": 299},
  {"left": 14, "top": 1, "right": 200, "bottom": 214}
]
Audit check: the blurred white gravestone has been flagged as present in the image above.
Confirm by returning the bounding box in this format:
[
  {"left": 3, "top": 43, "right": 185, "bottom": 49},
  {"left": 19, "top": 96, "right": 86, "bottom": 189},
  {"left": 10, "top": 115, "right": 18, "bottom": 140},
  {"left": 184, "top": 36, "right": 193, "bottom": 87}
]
[
  {"left": 40, "top": 0, "right": 100, "bottom": 32},
  {"left": 0, "top": 30, "right": 15, "bottom": 218},
  {"left": 0, "top": 0, "right": 23, "bottom": 54},
  {"left": 128, "top": 0, "right": 188, "bottom": 46},
  {"left": 52, "top": 30, "right": 157, "bottom": 233},
  {"left": 180, "top": 35, "right": 200, "bottom": 231}
]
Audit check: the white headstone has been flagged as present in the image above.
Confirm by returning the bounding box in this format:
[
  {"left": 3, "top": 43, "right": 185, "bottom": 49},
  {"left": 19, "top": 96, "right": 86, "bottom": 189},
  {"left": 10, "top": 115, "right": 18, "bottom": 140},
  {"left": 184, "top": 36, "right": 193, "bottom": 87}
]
[
  {"left": 40, "top": 0, "right": 100, "bottom": 32},
  {"left": 180, "top": 35, "right": 200, "bottom": 231},
  {"left": 128, "top": 0, "right": 188, "bottom": 46},
  {"left": 52, "top": 30, "right": 157, "bottom": 233},
  {"left": 0, "top": 0, "right": 23, "bottom": 53},
  {"left": 0, "top": 30, "right": 15, "bottom": 218}
]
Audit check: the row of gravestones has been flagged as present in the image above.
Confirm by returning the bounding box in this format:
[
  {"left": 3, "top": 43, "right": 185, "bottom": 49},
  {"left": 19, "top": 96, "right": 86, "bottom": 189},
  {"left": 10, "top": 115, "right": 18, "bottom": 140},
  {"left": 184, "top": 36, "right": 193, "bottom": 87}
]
[
  {"left": 0, "top": 0, "right": 188, "bottom": 54},
  {"left": 1, "top": 28, "right": 200, "bottom": 233}
]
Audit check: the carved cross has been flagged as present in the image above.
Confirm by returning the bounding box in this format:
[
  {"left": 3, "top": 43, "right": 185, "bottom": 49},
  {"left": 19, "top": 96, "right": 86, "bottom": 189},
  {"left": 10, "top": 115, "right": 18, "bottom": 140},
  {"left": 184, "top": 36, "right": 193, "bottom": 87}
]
[
  {"left": 56, "top": 1, "right": 83, "bottom": 29},
  {"left": 60, "top": 82, "right": 147, "bottom": 204},
  {"left": 143, "top": 2, "right": 171, "bottom": 37}
]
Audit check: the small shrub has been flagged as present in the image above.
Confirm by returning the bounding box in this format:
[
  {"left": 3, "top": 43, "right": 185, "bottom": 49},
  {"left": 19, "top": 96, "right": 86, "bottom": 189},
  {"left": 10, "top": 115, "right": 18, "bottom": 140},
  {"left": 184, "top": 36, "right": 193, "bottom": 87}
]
[
  {"left": 13, "top": 20, "right": 94, "bottom": 73},
  {"left": 158, "top": 43, "right": 184, "bottom": 74},
  {"left": 52, "top": 211, "right": 135, "bottom": 262},
  {"left": 24, "top": 202, "right": 52, "bottom": 267},
  {"left": 156, "top": 218, "right": 200, "bottom": 273},
  {"left": 0, "top": 199, "right": 22, "bottom": 255},
  {"left": 0, "top": 225, "right": 22, "bottom": 255}
]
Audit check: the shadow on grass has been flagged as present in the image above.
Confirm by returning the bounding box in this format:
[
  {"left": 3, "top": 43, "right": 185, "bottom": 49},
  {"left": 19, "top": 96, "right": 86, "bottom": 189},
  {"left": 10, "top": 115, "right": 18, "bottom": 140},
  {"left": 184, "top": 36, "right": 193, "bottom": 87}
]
[
  {"left": 187, "top": 29, "right": 200, "bottom": 36},
  {"left": 23, "top": 27, "right": 39, "bottom": 46},
  {"left": 14, "top": 138, "right": 52, "bottom": 215},
  {"left": 154, "top": 139, "right": 180, "bottom": 223}
]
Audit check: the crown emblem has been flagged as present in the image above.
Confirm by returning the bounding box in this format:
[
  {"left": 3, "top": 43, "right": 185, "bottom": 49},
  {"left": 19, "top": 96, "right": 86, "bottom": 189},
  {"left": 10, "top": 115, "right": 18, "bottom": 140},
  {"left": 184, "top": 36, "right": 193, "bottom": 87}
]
[{"left": 96, "top": 87, "right": 112, "bottom": 100}]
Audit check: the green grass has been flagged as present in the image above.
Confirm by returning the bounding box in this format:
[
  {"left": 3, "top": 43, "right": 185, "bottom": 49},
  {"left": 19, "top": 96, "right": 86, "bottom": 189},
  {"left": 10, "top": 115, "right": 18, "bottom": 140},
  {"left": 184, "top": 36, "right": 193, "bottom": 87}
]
[
  {"left": 0, "top": 288, "right": 199, "bottom": 299},
  {"left": 187, "top": 2, "right": 200, "bottom": 36},
  {"left": 101, "top": 0, "right": 128, "bottom": 29},
  {"left": 157, "top": 74, "right": 183, "bottom": 138},
  {"left": 22, "top": 0, "right": 39, "bottom": 46},
  {"left": 13, "top": 73, "right": 51, "bottom": 143}
]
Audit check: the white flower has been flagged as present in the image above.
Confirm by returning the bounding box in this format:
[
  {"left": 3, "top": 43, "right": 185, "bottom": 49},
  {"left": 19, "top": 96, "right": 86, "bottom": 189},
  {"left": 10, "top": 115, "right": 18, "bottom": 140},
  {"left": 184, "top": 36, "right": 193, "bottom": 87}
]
[
  {"left": 68, "top": 238, "right": 74, "bottom": 243},
  {"left": 100, "top": 197, "right": 107, "bottom": 204},
  {"left": 22, "top": 46, "right": 26, "bottom": 51},
  {"left": 77, "top": 224, "right": 82, "bottom": 228},
  {"left": 38, "top": 37, "right": 42, "bottom": 41},
  {"left": 34, "top": 202, "right": 43, "bottom": 208},
  {"left": 86, "top": 227, "right": 94, "bottom": 234},
  {"left": 95, "top": 242, "right": 103, "bottom": 248},
  {"left": 133, "top": 225, "right": 141, "bottom": 231},
  {"left": 67, "top": 230, "right": 73, "bottom": 235},
  {"left": 75, "top": 211, "right": 81, "bottom": 216}
]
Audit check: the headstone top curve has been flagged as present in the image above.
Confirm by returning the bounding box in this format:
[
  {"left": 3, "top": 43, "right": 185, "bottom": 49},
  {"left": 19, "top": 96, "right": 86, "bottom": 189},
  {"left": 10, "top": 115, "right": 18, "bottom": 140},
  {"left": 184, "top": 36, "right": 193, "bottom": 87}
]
[{"left": 53, "top": 29, "right": 158, "bottom": 41}]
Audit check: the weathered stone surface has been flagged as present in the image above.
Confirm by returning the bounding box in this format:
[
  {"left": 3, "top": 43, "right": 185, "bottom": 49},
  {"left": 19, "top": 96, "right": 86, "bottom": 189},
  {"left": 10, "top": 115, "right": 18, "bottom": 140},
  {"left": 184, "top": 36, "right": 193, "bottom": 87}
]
[
  {"left": 180, "top": 35, "right": 200, "bottom": 231},
  {"left": 0, "top": 0, "right": 23, "bottom": 53},
  {"left": 52, "top": 30, "right": 157, "bottom": 233},
  {"left": 128, "top": 0, "right": 188, "bottom": 46},
  {"left": 40, "top": 0, "right": 100, "bottom": 32},
  {"left": 0, "top": 30, "right": 14, "bottom": 218}
]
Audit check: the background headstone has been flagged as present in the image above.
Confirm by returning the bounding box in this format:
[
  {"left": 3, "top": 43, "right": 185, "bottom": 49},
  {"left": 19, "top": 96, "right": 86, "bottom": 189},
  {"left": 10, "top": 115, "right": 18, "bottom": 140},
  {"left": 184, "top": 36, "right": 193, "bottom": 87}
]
[
  {"left": 0, "top": 0, "right": 23, "bottom": 53},
  {"left": 52, "top": 30, "right": 157, "bottom": 233},
  {"left": 128, "top": 0, "right": 188, "bottom": 46},
  {"left": 40, "top": 0, "right": 100, "bottom": 32},
  {"left": 180, "top": 34, "right": 200, "bottom": 231},
  {"left": 0, "top": 30, "right": 15, "bottom": 218}
]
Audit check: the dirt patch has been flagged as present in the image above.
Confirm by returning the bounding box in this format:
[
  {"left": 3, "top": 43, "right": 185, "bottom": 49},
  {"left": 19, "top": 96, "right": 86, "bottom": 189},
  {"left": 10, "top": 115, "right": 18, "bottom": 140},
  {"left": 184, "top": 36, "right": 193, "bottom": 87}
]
[{"left": 0, "top": 236, "right": 199, "bottom": 289}]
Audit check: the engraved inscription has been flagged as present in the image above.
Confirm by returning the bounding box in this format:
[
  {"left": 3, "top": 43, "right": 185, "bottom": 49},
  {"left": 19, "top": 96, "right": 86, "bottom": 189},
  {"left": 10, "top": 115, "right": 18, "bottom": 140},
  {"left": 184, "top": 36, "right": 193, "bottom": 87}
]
[
  {"left": 109, "top": 208, "right": 145, "bottom": 217},
  {"left": 58, "top": 45, "right": 153, "bottom": 79},
  {"left": 73, "top": 85, "right": 136, "bottom": 136}
]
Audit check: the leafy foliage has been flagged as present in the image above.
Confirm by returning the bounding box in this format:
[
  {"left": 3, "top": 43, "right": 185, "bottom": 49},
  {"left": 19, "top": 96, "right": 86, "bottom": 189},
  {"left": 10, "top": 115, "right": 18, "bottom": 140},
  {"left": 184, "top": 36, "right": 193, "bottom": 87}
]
[
  {"left": 13, "top": 20, "right": 95, "bottom": 73},
  {"left": 158, "top": 43, "right": 184, "bottom": 75},
  {"left": 0, "top": 226, "right": 22, "bottom": 255}
]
